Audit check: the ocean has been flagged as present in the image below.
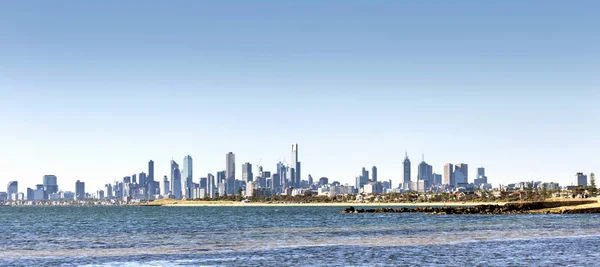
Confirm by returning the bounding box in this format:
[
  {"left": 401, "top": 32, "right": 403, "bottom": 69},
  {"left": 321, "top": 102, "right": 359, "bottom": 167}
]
[{"left": 1, "top": 206, "right": 599, "bottom": 266}]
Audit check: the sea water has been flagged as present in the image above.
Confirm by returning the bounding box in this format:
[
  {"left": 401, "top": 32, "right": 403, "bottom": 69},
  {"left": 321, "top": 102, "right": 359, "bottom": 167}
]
[{"left": 1, "top": 206, "right": 599, "bottom": 266}]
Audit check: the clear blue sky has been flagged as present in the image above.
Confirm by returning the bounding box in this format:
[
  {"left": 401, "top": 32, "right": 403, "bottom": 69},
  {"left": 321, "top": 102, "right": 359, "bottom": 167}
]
[{"left": 1, "top": 1, "right": 598, "bottom": 192}]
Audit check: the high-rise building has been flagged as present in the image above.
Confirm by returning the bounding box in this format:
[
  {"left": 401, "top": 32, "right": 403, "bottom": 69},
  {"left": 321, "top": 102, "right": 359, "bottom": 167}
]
[
  {"left": 474, "top": 167, "right": 488, "bottom": 186},
  {"left": 171, "top": 160, "right": 182, "bottom": 199},
  {"left": 207, "top": 173, "right": 215, "bottom": 199},
  {"left": 139, "top": 172, "right": 147, "bottom": 188},
  {"left": 577, "top": 172, "right": 588, "bottom": 187},
  {"left": 403, "top": 152, "right": 411, "bottom": 183},
  {"left": 455, "top": 164, "right": 468, "bottom": 184},
  {"left": 291, "top": 143, "right": 299, "bottom": 187},
  {"left": 162, "top": 175, "right": 170, "bottom": 196},
  {"left": 105, "top": 183, "right": 113, "bottom": 199},
  {"left": 132, "top": 174, "right": 137, "bottom": 184},
  {"left": 433, "top": 173, "right": 442, "bottom": 185},
  {"left": 43, "top": 175, "right": 59, "bottom": 195},
  {"left": 183, "top": 155, "right": 193, "bottom": 199},
  {"left": 417, "top": 157, "right": 433, "bottom": 187},
  {"left": 148, "top": 160, "right": 155, "bottom": 181},
  {"left": 272, "top": 173, "right": 281, "bottom": 194},
  {"left": 75, "top": 180, "right": 85, "bottom": 201},
  {"left": 372, "top": 166, "right": 378, "bottom": 182},
  {"left": 7, "top": 181, "right": 18, "bottom": 200},
  {"left": 308, "top": 174, "right": 313, "bottom": 185},
  {"left": 242, "top": 162, "right": 253, "bottom": 183},
  {"left": 443, "top": 163, "right": 455, "bottom": 186},
  {"left": 226, "top": 152, "right": 236, "bottom": 195},
  {"left": 296, "top": 162, "right": 302, "bottom": 187}
]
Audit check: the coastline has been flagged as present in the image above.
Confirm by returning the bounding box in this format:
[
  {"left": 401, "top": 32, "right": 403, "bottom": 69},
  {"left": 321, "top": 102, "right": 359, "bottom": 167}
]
[{"left": 144, "top": 200, "right": 504, "bottom": 207}]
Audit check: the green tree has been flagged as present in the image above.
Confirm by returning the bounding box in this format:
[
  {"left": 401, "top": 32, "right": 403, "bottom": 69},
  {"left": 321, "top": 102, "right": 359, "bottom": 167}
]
[{"left": 590, "top": 172, "right": 596, "bottom": 196}]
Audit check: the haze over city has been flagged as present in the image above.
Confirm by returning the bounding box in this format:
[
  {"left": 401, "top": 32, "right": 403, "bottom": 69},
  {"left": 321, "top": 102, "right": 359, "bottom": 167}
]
[{"left": 1, "top": 1, "right": 598, "bottom": 191}]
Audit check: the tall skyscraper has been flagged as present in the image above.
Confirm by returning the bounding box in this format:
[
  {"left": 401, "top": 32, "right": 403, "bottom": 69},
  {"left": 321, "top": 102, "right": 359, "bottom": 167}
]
[
  {"left": 291, "top": 143, "right": 299, "bottom": 187},
  {"left": 455, "top": 163, "right": 468, "bottom": 184},
  {"left": 207, "top": 173, "right": 215, "bottom": 198},
  {"left": 577, "top": 172, "right": 588, "bottom": 186},
  {"left": 171, "top": 160, "right": 182, "bottom": 199},
  {"left": 7, "top": 181, "right": 18, "bottom": 200},
  {"left": 474, "top": 167, "right": 488, "bottom": 186},
  {"left": 43, "top": 175, "right": 58, "bottom": 195},
  {"left": 162, "top": 175, "right": 170, "bottom": 196},
  {"left": 105, "top": 183, "right": 113, "bottom": 199},
  {"left": 403, "top": 152, "right": 411, "bottom": 183},
  {"left": 226, "top": 152, "right": 236, "bottom": 195},
  {"left": 75, "top": 180, "right": 85, "bottom": 201},
  {"left": 443, "top": 163, "right": 455, "bottom": 186},
  {"left": 242, "top": 162, "right": 253, "bottom": 183},
  {"left": 183, "top": 155, "right": 193, "bottom": 199},
  {"left": 139, "top": 172, "right": 147, "bottom": 188},
  {"left": 417, "top": 156, "right": 433, "bottom": 187},
  {"left": 372, "top": 166, "right": 378, "bottom": 182},
  {"left": 148, "top": 160, "right": 155, "bottom": 181}
]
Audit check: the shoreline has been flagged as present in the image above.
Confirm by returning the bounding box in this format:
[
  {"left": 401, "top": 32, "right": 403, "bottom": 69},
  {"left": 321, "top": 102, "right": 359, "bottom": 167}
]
[{"left": 147, "top": 201, "right": 504, "bottom": 207}]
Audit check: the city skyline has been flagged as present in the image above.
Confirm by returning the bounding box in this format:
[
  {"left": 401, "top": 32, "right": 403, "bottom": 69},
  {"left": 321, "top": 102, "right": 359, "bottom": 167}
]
[{"left": 1, "top": 1, "right": 598, "bottom": 191}]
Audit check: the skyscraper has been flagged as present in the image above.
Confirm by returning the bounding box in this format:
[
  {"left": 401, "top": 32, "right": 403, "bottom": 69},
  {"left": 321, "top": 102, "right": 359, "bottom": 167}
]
[
  {"left": 291, "top": 143, "right": 299, "bottom": 187},
  {"left": 207, "top": 173, "right": 215, "bottom": 198},
  {"left": 474, "top": 167, "right": 488, "bottom": 186},
  {"left": 75, "top": 180, "right": 85, "bottom": 201},
  {"left": 171, "top": 160, "right": 182, "bottom": 199},
  {"left": 7, "top": 181, "right": 18, "bottom": 200},
  {"left": 444, "top": 164, "right": 455, "bottom": 186},
  {"left": 148, "top": 160, "right": 155, "bottom": 181},
  {"left": 403, "top": 152, "right": 411, "bottom": 183},
  {"left": 226, "top": 152, "right": 236, "bottom": 195},
  {"left": 417, "top": 156, "right": 433, "bottom": 187},
  {"left": 162, "top": 175, "right": 170, "bottom": 196},
  {"left": 242, "top": 162, "right": 253, "bottom": 183},
  {"left": 577, "top": 172, "right": 588, "bottom": 186},
  {"left": 455, "top": 163, "right": 468, "bottom": 185},
  {"left": 183, "top": 155, "right": 193, "bottom": 199},
  {"left": 372, "top": 166, "right": 378, "bottom": 182},
  {"left": 43, "top": 175, "right": 58, "bottom": 195}
]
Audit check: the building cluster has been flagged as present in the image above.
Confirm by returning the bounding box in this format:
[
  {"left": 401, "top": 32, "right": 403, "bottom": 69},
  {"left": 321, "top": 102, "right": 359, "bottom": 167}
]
[{"left": 0, "top": 143, "right": 594, "bottom": 203}]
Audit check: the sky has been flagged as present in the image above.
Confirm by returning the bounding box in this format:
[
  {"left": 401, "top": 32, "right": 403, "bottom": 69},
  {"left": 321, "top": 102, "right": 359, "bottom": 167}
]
[{"left": 0, "top": 1, "right": 599, "bottom": 192}]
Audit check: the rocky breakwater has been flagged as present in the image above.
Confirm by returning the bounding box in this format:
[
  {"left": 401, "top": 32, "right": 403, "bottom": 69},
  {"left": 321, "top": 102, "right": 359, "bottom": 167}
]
[{"left": 341, "top": 200, "right": 600, "bottom": 215}]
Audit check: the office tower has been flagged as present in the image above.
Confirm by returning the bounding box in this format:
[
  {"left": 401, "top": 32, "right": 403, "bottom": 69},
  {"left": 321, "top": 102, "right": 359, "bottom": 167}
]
[
  {"left": 131, "top": 174, "right": 137, "bottom": 184},
  {"left": 372, "top": 166, "right": 378, "bottom": 182},
  {"left": 291, "top": 143, "right": 299, "bottom": 187},
  {"left": 123, "top": 176, "right": 131, "bottom": 184},
  {"left": 272, "top": 173, "right": 281, "bottom": 194},
  {"left": 75, "top": 180, "right": 85, "bottom": 201},
  {"left": 444, "top": 164, "right": 455, "bottom": 186},
  {"left": 433, "top": 173, "right": 442, "bottom": 185},
  {"left": 171, "top": 160, "right": 182, "bottom": 199},
  {"left": 577, "top": 172, "right": 588, "bottom": 186},
  {"left": 417, "top": 156, "right": 433, "bottom": 187},
  {"left": 139, "top": 172, "right": 147, "bottom": 188},
  {"left": 308, "top": 174, "right": 313, "bottom": 185},
  {"left": 182, "top": 155, "right": 193, "bottom": 199},
  {"left": 474, "top": 167, "right": 488, "bottom": 186},
  {"left": 162, "top": 176, "right": 169, "bottom": 196},
  {"left": 455, "top": 164, "right": 468, "bottom": 184},
  {"left": 277, "top": 162, "right": 287, "bottom": 189},
  {"left": 296, "top": 162, "right": 301, "bottom": 187},
  {"left": 319, "top": 177, "right": 329, "bottom": 185},
  {"left": 7, "top": 181, "right": 18, "bottom": 200},
  {"left": 207, "top": 173, "right": 215, "bottom": 198},
  {"left": 242, "top": 162, "right": 253, "bottom": 183},
  {"left": 34, "top": 185, "right": 46, "bottom": 200},
  {"left": 289, "top": 168, "right": 296, "bottom": 188},
  {"left": 362, "top": 167, "right": 369, "bottom": 182},
  {"left": 403, "top": 152, "right": 411, "bottom": 183},
  {"left": 43, "top": 175, "right": 59, "bottom": 195},
  {"left": 105, "top": 184, "right": 113, "bottom": 199},
  {"left": 226, "top": 152, "right": 235, "bottom": 195},
  {"left": 26, "top": 188, "right": 34, "bottom": 201},
  {"left": 200, "top": 177, "right": 207, "bottom": 189},
  {"left": 217, "top": 171, "right": 226, "bottom": 185},
  {"left": 148, "top": 160, "right": 155, "bottom": 181}
]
